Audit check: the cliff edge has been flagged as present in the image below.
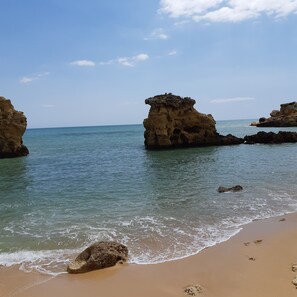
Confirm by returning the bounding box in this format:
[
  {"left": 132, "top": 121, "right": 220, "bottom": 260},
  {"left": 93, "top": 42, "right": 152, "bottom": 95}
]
[{"left": 0, "top": 96, "right": 29, "bottom": 158}]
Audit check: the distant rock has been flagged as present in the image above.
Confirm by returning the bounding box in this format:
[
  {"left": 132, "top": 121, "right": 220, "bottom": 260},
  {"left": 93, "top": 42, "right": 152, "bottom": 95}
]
[
  {"left": 143, "top": 93, "right": 243, "bottom": 149},
  {"left": 0, "top": 96, "right": 29, "bottom": 158},
  {"left": 244, "top": 131, "right": 297, "bottom": 144},
  {"left": 218, "top": 185, "right": 243, "bottom": 193},
  {"left": 251, "top": 102, "right": 297, "bottom": 127},
  {"left": 67, "top": 241, "right": 128, "bottom": 274}
]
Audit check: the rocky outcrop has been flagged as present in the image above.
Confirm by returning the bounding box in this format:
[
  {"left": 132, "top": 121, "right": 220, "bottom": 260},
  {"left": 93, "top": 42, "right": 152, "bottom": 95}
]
[
  {"left": 67, "top": 241, "right": 128, "bottom": 274},
  {"left": 0, "top": 96, "right": 29, "bottom": 158},
  {"left": 251, "top": 102, "right": 297, "bottom": 127},
  {"left": 218, "top": 185, "right": 243, "bottom": 193},
  {"left": 143, "top": 94, "right": 243, "bottom": 149},
  {"left": 244, "top": 131, "right": 297, "bottom": 144}
]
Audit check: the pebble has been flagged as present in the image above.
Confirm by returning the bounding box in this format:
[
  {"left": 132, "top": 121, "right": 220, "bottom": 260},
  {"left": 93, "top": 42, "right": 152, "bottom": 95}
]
[{"left": 184, "top": 285, "right": 203, "bottom": 296}]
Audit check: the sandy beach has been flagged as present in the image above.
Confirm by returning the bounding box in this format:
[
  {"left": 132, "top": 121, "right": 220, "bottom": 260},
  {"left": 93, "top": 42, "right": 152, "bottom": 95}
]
[{"left": 1, "top": 212, "right": 297, "bottom": 297}]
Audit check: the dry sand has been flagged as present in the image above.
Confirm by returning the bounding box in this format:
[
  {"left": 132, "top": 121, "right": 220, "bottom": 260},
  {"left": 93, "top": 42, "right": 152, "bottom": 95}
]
[{"left": 1, "top": 213, "right": 297, "bottom": 297}]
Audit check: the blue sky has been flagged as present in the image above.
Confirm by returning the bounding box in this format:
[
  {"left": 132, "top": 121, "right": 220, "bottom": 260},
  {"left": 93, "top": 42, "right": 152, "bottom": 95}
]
[{"left": 1, "top": 0, "right": 297, "bottom": 128}]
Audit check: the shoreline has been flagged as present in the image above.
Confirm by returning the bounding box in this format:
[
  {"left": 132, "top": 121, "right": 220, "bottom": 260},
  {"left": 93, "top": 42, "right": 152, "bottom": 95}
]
[{"left": 2, "top": 212, "right": 297, "bottom": 296}]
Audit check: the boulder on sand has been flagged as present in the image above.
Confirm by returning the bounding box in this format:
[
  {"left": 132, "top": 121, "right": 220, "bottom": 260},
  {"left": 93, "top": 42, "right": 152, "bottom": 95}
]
[{"left": 67, "top": 241, "right": 128, "bottom": 274}]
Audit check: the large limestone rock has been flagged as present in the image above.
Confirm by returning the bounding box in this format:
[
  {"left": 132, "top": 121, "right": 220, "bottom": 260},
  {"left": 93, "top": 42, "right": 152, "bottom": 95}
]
[
  {"left": 0, "top": 96, "right": 29, "bottom": 158},
  {"left": 252, "top": 102, "right": 297, "bottom": 127},
  {"left": 67, "top": 241, "right": 128, "bottom": 274},
  {"left": 143, "top": 93, "right": 243, "bottom": 149}
]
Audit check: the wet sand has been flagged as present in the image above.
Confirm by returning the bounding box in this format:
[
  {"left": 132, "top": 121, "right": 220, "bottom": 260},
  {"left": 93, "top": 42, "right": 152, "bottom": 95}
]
[{"left": 1, "top": 213, "right": 297, "bottom": 297}]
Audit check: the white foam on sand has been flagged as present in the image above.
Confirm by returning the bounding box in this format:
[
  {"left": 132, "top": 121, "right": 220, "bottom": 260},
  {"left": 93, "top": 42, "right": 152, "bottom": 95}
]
[{"left": 0, "top": 249, "right": 76, "bottom": 276}]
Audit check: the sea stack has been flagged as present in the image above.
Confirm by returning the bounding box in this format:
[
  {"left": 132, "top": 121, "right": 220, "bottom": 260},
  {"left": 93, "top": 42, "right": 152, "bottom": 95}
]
[
  {"left": 143, "top": 93, "right": 243, "bottom": 149},
  {"left": 0, "top": 96, "right": 29, "bottom": 158},
  {"left": 251, "top": 101, "right": 297, "bottom": 127}
]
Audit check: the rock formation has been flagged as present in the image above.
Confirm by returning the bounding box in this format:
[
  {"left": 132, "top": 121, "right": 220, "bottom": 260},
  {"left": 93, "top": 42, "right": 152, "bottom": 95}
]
[
  {"left": 251, "top": 102, "right": 297, "bottom": 127},
  {"left": 244, "top": 131, "right": 297, "bottom": 144},
  {"left": 67, "top": 241, "right": 128, "bottom": 274},
  {"left": 0, "top": 96, "right": 29, "bottom": 158},
  {"left": 143, "top": 93, "right": 243, "bottom": 149}
]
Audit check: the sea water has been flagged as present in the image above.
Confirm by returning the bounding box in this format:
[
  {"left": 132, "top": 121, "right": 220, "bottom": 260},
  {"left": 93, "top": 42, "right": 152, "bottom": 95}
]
[{"left": 0, "top": 120, "right": 296, "bottom": 275}]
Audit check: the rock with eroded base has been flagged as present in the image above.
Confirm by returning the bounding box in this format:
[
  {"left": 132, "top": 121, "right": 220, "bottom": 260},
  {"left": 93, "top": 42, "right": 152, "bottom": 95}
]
[
  {"left": 143, "top": 94, "right": 243, "bottom": 149},
  {"left": 67, "top": 241, "right": 128, "bottom": 274},
  {"left": 0, "top": 96, "right": 29, "bottom": 158},
  {"left": 252, "top": 102, "right": 297, "bottom": 127}
]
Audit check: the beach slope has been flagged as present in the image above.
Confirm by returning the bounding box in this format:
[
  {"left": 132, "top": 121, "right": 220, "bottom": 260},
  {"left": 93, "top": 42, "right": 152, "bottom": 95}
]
[{"left": 1, "top": 213, "right": 297, "bottom": 297}]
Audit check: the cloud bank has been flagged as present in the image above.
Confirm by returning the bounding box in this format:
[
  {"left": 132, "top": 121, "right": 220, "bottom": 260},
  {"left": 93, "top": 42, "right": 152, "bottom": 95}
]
[{"left": 159, "top": 0, "right": 297, "bottom": 22}]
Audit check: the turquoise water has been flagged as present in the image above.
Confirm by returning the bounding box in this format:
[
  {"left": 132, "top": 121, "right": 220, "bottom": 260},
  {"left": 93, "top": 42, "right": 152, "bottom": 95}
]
[{"left": 0, "top": 120, "right": 296, "bottom": 275}]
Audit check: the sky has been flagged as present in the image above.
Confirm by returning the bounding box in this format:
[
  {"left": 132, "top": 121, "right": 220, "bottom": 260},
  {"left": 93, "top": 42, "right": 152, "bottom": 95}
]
[{"left": 1, "top": 0, "right": 297, "bottom": 128}]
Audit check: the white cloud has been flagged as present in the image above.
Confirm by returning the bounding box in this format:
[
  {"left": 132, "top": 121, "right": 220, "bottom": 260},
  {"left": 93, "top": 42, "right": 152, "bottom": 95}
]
[
  {"left": 118, "top": 57, "right": 134, "bottom": 67},
  {"left": 99, "top": 60, "right": 114, "bottom": 65},
  {"left": 20, "top": 72, "right": 50, "bottom": 84},
  {"left": 99, "top": 53, "right": 149, "bottom": 67},
  {"left": 117, "top": 53, "right": 149, "bottom": 67},
  {"left": 144, "top": 28, "right": 169, "bottom": 40},
  {"left": 167, "top": 50, "right": 177, "bottom": 56},
  {"left": 70, "top": 60, "right": 96, "bottom": 66},
  {"left": 211, "top": 97, "right": 255, "bottom": 103},
  {"left": 159, "top": 0, "right": 223, "bottom": 17},
  {"left": 135, "top": 53, "right": 149, "bottom": 61},
  {"left": 159, "top": 0, "right": 297, "bottom": 22}
]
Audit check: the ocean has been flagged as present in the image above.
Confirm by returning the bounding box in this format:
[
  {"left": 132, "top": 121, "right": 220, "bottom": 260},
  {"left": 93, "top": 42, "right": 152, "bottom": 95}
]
[{"left": 0, "top": 120, "right": 296, "bottom": 275}]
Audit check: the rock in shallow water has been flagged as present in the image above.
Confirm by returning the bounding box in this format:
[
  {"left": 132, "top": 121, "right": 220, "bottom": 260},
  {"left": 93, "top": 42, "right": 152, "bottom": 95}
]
[
  {"left": 67, "top": 241, "right": 128, "bottom": 274},
  {"left": 244, "top": 131, "right": 297, "bottom": 144},
  {"left": 0, "top": 96, "right": 29, "bottom": 158},
  {"left": 218, "top": 185, "right": 243, "bottom": 193},
  {"left": 143, "top": 93, "right": 243, "bottom": 149},
  {"left": 251, "top": 101, "right": 297, "bottom": 127}
]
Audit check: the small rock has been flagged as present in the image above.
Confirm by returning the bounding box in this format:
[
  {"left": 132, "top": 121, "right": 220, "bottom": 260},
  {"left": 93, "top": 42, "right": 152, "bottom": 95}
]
[
  {"left": 292, "top": 276, "right": 297, "bottom": 286},
  {"left": 292, "top": 264, "right": 297, "bottom": 272},
  {"left": 254, "top": 240, "right": 262, "bottom": 244},
  {"left": 249, "top": 257, "right": 256, "bottom": 261},
  {"left": 184, "top": 285, "right": 202, "bottom": 296},
  {"left": 279, "top": 218, "right": 286, "bottom": 222},
  {"left": 218, "top": 185, "right": 243, "bottom": 193}
]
